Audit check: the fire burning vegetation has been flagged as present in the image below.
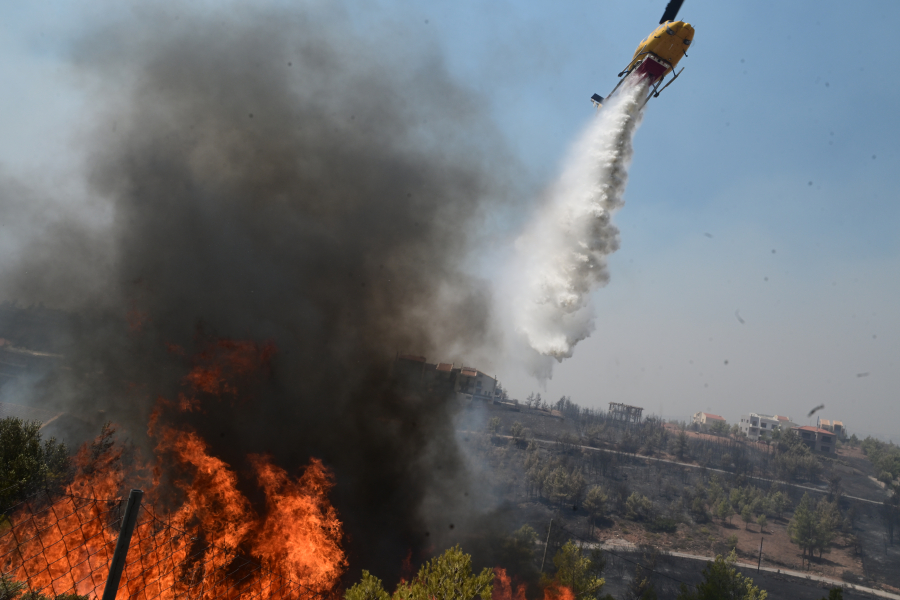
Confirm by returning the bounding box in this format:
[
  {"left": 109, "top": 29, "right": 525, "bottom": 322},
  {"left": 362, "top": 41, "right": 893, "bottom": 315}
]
[
  {"left": 0, "top": 340, "right": 587, "bottom": 600},
  {"left": 1, "top": 339, "right": 347, "bottom": 599}
]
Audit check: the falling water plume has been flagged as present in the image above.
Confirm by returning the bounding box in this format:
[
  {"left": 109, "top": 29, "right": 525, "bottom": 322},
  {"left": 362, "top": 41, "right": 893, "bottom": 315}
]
[{"left": 513, "top": 81, "right": 646, "bottom": 362}]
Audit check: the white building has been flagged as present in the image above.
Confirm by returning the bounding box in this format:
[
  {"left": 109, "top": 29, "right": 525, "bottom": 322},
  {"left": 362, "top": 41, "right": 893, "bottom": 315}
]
[
  {"left": 738, "top": 413, "right": 784, "bottom": 441},
  {"left": 456, "top": 367, "right": 497, "bottom": 402}
]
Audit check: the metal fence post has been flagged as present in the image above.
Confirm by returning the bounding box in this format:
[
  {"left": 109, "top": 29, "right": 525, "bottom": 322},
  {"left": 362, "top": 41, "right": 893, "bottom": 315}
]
[{"left": 102, "top": 489, "right": 143, "bottom": 600}]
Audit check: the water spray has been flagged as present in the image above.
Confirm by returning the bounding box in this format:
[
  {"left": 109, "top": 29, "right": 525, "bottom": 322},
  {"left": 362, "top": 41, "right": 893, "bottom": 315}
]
[{"left": 513, "top": 80, "right": 647, "bottom": 361}]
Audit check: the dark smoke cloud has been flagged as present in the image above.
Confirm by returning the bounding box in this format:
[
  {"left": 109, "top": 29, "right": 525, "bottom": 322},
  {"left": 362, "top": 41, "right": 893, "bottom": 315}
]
[{"left": 0, "top": 4, "right": 519, "bottom": 584}]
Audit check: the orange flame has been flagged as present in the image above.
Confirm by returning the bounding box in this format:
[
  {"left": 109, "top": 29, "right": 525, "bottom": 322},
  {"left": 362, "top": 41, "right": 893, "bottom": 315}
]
[
  {"left": 0, "top": 337, "right": 345, "bottom": 600},
  {"left": 492, "top": 568, "right": 527, "bottom": 600},
  {"left": 182, "top": 339, "right": 276, "bottom": 399},
  {"left": 542, "top": 583, "right": 575, "bottom": 600},
  {"left": 251, "top": 455, "right": 347, "bottom": 591}
]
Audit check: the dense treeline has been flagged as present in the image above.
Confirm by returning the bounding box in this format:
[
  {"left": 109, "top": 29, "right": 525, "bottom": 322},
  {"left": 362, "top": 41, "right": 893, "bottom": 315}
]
[{"left": 860, "top": 437, "right": 900, "bottom": 483}]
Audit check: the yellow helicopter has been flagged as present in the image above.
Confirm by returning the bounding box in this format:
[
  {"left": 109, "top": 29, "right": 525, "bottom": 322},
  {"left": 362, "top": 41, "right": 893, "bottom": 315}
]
[{"left": 591, "top": 0, "right": 694, "bottom": 108}]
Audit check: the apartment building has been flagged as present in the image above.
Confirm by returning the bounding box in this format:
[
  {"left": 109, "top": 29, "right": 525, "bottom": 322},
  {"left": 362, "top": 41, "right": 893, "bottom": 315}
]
[{"left": 738, "top": 413, "right": 781, "bottom": 441}]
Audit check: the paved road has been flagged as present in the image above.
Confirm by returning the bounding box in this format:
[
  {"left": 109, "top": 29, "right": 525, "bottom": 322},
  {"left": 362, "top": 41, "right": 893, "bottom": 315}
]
[
  {"left": 506, "top": 435, "right": 888, "bottom": 506},
  {"left": 594, "top": 538, "right": 900, "bottom": 600}
]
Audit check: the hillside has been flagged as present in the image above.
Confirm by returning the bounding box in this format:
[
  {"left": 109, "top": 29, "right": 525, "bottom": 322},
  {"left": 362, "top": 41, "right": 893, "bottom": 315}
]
[{"left": 456, "top": 400, "right": 898, "bottom": 597}]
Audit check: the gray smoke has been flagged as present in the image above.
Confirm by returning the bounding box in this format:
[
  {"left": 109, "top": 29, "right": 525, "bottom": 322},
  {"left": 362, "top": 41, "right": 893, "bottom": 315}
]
[{"left": 0, "top": 4, "right": 518, "bottom": 584}]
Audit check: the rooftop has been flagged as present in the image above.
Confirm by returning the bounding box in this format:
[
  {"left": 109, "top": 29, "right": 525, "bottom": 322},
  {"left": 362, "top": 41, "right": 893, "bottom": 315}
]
[
  {"left": 794, "top": 426, "right": 835, "bottom": 435},
  {"left": 435, "top": 362, "right": 454, "bottom": 372},
  {"left": 703, "top": 413, "right": 726, "bottom": 421}
]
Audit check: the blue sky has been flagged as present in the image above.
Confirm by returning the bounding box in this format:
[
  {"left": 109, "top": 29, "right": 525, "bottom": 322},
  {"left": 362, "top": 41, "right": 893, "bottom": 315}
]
[
  {"left": 2, "top": 0, "right": 898, "bottom": 438},
  {"left": 419, "top": 0, "right": 900, "bottom": 437}
]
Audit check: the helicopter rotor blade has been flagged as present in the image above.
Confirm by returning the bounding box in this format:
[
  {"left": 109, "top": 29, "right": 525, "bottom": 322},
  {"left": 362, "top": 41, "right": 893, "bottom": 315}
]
[{"left": 659, "top": 0, "right": 685, "bottom": 24}]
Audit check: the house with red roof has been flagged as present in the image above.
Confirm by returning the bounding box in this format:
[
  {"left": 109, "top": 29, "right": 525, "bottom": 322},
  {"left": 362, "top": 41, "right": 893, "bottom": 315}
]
[
  {"left": 692, "top": 411, "right": 727, "bottom": 432},
  {"left": 792, "top": 425, "right": 836, "bottom": 453}
]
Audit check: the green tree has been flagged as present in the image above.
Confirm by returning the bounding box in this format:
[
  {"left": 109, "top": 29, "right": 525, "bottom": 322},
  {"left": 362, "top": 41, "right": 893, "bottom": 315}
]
[
  {"left": 813, "top": 500, "right": 839, "bottom": 558},
  {"left": 676, "top": 551, "right": 767, "bottom": 600},
  {"left": 567, "top": 469, "right": 586, "bottom": 504},
  {"left": 741, "top": 505, "right": 754, "bottom": 530},
  {"left": 0, "top": 573, "right": 26, "bottom": 600},
  {"left": 756, "top": 514, "right": 767, "bottom": 533},
  {"left": 690, "top": 496, "right": 709, "bottom": 523},
  {"left": 788, "top": 493, "right": 818, "bottom": 566},
  {"left": 0, "top": 573, "right": 88, "bottom": 600},
  {"left": 487, "top": 417, "right": 501, "bottom": 435},
  {"left": 0, "top": 417, "right": 69, "bottom": 510},
  {"left": 717, "top": 500, "right": 733, "bottom": 524},
  {"left": 510, "top": 422, "right": 525, "bottom": 443},
  {"left": 707, "top": 478, "right": 724, "bottom": 506},
  {"left": 819, "top": 589, "right": 843, "bottom": 600},
  {"left": 391, "top": 545, "right": 493, "bottom": 600},
  {"left": 345, "top": 571, "right": 391, "bottom": 600},
  {"left": 584, "top": 486, "right": 608, "bottom": 534},
  {"left": 547, "top": 467, "right": 570, "bottom": 506},
  {"left": 674, "top": 429, "right": 689, "bottom": 460},
  {"left": 768, "top": 490, "right": 790, "bottom": 519},
  {"left": 708, "top": 421, "right": 730, "bottom": 436},
  {"left": 625, "top": 493, "right": 653, "bottom": 521},
  {"left": 546, "top": 541, "right": 606, "bottom": 600}
]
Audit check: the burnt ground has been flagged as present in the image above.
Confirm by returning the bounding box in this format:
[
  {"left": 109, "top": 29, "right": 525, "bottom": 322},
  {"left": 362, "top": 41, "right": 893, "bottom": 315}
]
[{"left": 455, "top": 401, "right": 900, "bottom": 597}]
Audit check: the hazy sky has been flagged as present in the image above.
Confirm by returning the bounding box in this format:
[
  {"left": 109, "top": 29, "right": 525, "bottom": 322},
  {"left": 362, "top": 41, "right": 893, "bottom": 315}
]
[{"left": 2, "top": 0, "right": 898, "bottom": 438}]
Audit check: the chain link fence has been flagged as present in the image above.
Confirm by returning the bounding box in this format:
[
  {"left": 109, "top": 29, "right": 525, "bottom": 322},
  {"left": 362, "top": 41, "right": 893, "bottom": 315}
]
[{"left": 1, "top": 487, "right": 327, "bottom": 600}]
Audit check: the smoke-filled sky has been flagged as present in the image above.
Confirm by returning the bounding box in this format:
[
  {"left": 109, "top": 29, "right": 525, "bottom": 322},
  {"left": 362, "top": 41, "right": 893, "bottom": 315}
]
[{"left": 1, "top": 0, "right": 899, "bottom": 447}]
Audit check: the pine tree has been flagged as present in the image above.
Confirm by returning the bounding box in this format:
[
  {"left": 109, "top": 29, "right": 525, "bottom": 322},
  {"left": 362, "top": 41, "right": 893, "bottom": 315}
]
[
  {"left": 676, "top": 551, "right": 767, "bottom": 600},
  {"left": 789, "top": 493, "right": 817, "bottom": 567},
  {"left": 813, "top": 500, "right": 839, "bottom": 558},
  {"left": 584, "top": 486, "right": 608, "bottom": 535},
  {"left": 717, "top": 500, "right": 733, "bottom": 524},
  {"left": 392, "top": 545, "right": 493, "bottom": 600},
  {"left": 741, "top": 505, "right": 753, "bottom": 530},
  {"left": 675, "top": 429, "right": 689, "bottom": 460},
  {"left": 546, "top": 541, "right": 606, "bottom": 600},
  {"left": 345, "top": 571, "right": 390, "bottom": 600}
]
